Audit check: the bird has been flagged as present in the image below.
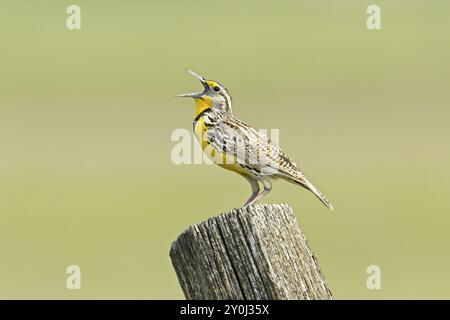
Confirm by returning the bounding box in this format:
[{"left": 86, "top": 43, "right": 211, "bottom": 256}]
[{"left": 177, "top": 69, "right": 334, "bottom": 210}]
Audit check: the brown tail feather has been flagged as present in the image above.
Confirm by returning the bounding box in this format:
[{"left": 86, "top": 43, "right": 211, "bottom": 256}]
[{"left": 285, "top": 176, "right": 334, "bottom": 210}]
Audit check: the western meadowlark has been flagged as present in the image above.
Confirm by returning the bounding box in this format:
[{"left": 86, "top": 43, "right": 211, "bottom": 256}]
[{"left": 177, "top": 69, "right": 334, "bottom": 210}]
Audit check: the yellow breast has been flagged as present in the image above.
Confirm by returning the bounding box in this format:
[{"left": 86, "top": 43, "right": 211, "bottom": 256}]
[{"left": 193, "top": 116, "right": 247, "bottom": 175}]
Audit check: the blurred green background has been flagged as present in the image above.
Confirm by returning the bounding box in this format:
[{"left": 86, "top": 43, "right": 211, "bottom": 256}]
[{"left": 0, "top": 0, "right": 449, "bottom": 299}]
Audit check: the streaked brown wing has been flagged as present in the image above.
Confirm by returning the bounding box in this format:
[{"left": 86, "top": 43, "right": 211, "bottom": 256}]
[{"left": 206, "top": 116, "right": 306, "bottom": 180}]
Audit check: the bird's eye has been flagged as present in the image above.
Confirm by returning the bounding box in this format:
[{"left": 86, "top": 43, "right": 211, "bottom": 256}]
[{"left": 213, "top": 86, "right": 221, "bottom": 92}]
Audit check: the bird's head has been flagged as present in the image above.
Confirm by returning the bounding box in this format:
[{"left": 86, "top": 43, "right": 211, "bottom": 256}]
[{"left": 177, "top": 69, "right": 232, "bottom": 114}]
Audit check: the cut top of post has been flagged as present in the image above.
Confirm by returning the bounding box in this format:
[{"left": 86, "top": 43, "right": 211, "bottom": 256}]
[{"left": 169, "top": 203, "right": 332, "bottom": 300}]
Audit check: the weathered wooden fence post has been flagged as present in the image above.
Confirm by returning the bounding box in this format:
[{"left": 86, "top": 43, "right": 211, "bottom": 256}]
[{"left": 169, "top": 203, "right": 332, "bottom": 300}]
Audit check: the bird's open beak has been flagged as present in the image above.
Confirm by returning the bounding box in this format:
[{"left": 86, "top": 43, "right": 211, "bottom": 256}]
[
  {"left": 175, "top": 92, "right": 203, "bottom": 98},
  {"left": 176, "top": 69, "right": 209, "bottom": 98}
]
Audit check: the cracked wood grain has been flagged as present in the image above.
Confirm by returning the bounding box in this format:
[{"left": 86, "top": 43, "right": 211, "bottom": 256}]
[{"left": 169, "top": 203, "right": 332, "bottom": 300}]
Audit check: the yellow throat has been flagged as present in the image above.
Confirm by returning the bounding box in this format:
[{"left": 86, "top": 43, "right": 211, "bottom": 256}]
[{"left": 194, "top": 96, "right": 213, "bottom": 116}]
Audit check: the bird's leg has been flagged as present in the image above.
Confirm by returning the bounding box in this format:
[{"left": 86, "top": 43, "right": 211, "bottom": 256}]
[
  {"left": 243, "top": 177, "right": 260, "bottom": 207},
  {"left": 252, "top": 180, "right": 272, "bottom": 204}
]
